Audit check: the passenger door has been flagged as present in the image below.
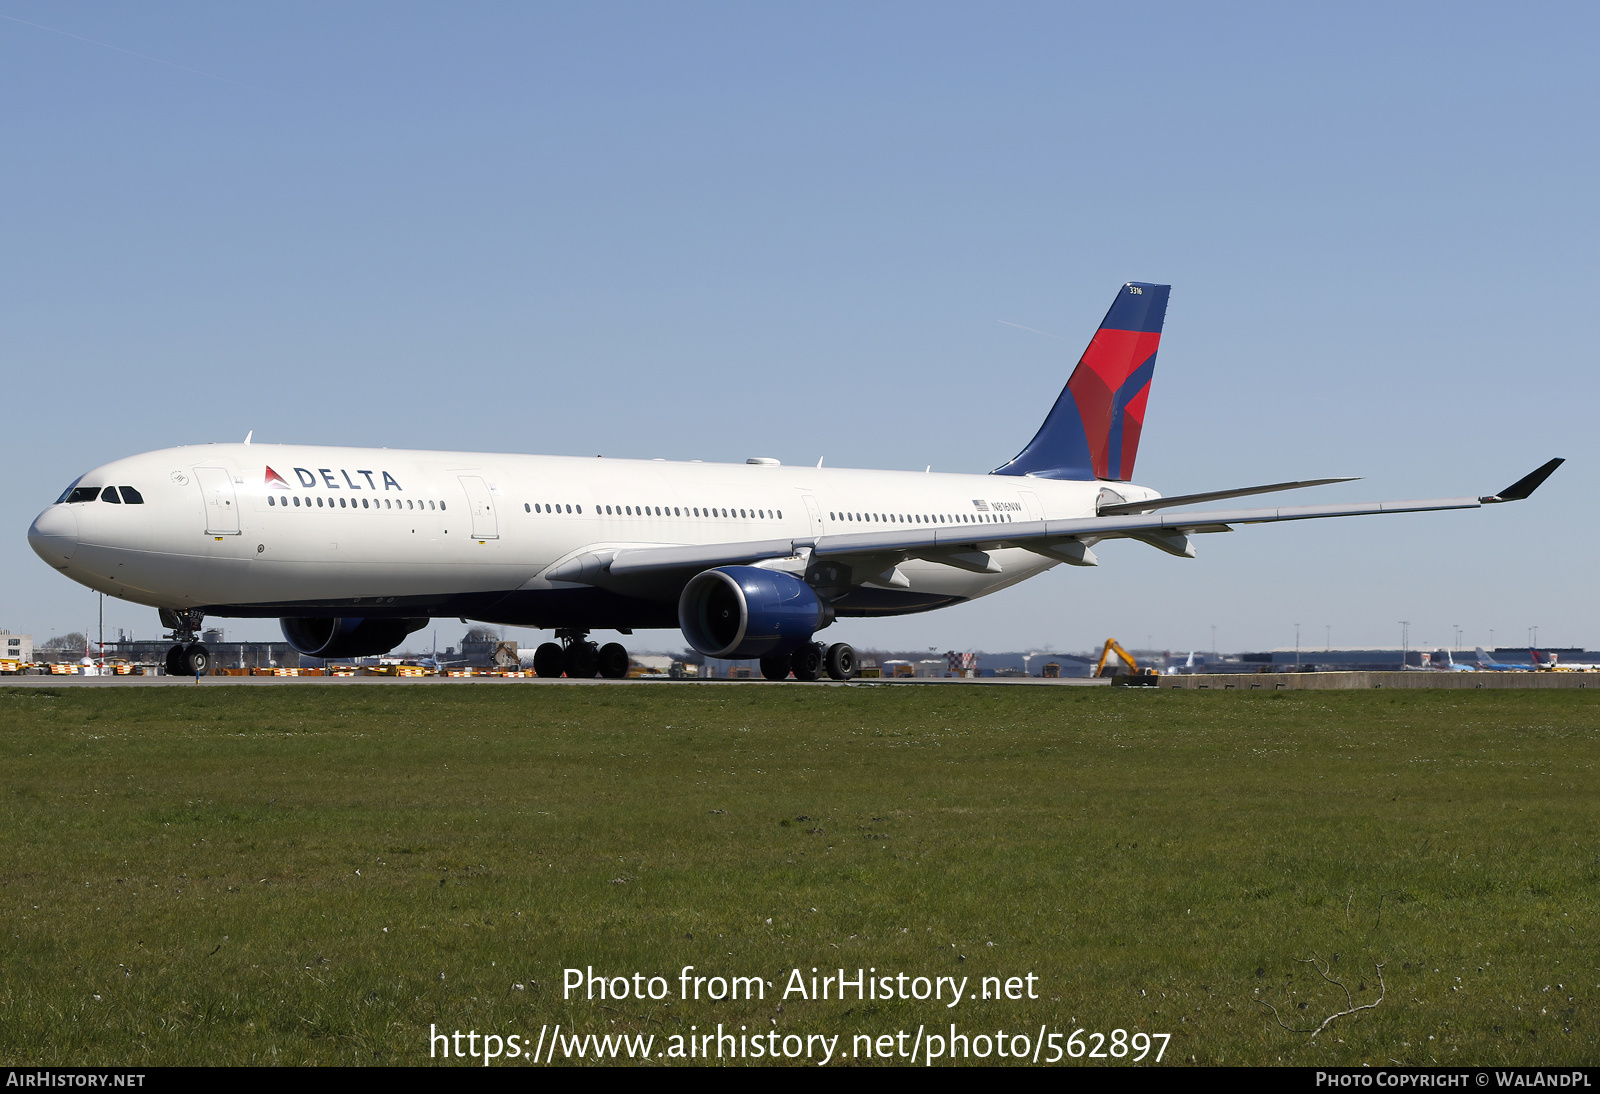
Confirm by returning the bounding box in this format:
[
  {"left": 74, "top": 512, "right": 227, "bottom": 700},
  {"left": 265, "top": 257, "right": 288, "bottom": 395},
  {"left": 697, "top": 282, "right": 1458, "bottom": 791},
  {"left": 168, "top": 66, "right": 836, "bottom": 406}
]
[
  {"left": 1019, "top": 489, "right": 1045, "bottom": 522},
  {"left": 802, "top": 494, "right": 823, "bottom": 537},
  {"left": 458, "top": 475, "right": 499, "bottom": 540},
  {"left": 193, "top": 466, "right": 241, "bottom": 535}
]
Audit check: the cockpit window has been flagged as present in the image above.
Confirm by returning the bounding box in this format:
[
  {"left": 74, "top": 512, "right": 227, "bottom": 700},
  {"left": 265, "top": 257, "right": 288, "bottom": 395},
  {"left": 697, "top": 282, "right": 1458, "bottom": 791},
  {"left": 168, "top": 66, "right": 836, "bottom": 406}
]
[
  {"left": 65, "top": 486, "right": 101, "bottom": 504},
  {"left": 55, "top": 478, "right": 83, "bottom": 504},
  {"left": 119, "top": 486, "right": 144, "bottom": 504},
  {"left": 101, "top": 487, "right": 122, "bottom": 504}
]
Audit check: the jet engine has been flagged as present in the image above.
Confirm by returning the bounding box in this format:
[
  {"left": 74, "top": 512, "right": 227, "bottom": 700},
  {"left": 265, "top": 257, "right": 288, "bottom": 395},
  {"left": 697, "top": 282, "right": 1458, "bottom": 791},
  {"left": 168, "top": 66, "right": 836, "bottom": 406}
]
[
  {"left": 280, "top": 617, "right": 429, "bottom": 659},
  {"left": 678, "top": 566, "right": 832, "bottom": 659}
]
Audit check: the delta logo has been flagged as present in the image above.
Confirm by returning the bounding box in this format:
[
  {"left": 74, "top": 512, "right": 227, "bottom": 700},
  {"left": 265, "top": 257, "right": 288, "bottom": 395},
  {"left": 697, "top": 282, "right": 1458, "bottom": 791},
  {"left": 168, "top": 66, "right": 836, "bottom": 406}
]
[{"left": 265, "top": 465, "right": 405, "bottom": 491}]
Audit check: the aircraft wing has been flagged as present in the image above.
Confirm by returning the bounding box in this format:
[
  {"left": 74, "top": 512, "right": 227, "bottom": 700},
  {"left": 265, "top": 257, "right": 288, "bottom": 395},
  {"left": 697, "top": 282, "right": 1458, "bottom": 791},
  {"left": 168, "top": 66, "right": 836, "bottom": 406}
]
[
  {"left": 554, "top": 460, "right": 1562, "bottom": 585},
  {"left": 805, "top": 494, "right": 1484, "bottom": 563},
  {"left": 1093, "top": 476, "right": 1359, "bottom": 515}
]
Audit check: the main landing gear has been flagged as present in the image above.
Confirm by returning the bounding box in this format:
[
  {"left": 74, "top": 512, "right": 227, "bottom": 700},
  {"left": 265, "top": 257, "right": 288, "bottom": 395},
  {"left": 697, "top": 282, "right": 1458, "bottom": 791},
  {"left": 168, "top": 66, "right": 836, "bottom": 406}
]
[
  {"left": 533, "top": 631, "right": 631, "bottom": 679},
  {"left": 158, "top": 608, "right": 210, "bottom": 677},
  {"left": 760, "top": 642, "right": 856, "bottom": 682}
]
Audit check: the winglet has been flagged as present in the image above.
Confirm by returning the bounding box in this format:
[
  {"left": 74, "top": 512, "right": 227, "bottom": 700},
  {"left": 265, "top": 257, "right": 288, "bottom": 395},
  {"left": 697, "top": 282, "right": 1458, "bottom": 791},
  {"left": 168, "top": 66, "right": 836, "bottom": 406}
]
[{"left": 1479, "top": 458, "right": 1564, "bottom": 503}]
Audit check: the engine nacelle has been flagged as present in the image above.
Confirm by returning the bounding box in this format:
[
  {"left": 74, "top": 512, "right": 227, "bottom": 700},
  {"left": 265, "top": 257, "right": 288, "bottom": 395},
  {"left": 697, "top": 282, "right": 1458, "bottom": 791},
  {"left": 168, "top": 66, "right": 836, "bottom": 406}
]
[
  {"left": 280, "top": 617, "right": 429, "bottom": 659},
  {"left": 679, "top": 566, "right": 832, "bottom": 659}
]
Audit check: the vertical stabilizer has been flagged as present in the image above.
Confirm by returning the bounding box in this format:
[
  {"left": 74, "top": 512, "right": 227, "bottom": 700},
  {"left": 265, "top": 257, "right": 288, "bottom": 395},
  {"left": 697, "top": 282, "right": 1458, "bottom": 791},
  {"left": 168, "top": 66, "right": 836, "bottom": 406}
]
[{"left": 993, "top": 282, "right": 1170, "bottom": 481}]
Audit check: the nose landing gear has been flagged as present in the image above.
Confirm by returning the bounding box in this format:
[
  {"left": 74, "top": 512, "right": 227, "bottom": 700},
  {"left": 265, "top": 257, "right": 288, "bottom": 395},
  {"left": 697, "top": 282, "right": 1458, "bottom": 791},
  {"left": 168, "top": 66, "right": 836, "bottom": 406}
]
[{"left": 159, "top": 608, "right": 210, "bottom": 677}]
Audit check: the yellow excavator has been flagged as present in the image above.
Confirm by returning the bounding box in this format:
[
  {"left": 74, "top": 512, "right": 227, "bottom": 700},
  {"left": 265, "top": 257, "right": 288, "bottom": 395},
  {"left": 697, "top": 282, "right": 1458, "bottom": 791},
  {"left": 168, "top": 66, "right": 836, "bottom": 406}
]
[{"left": 1095, "top": 638, "right": 1161, "bottom": 685}]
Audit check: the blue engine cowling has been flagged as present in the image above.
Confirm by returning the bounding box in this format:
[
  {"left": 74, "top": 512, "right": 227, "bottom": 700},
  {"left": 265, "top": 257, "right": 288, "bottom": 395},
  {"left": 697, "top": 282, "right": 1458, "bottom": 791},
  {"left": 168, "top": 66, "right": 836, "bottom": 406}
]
[
  {"left": 280, "top": 617, "right": 429, "bottom": 659},
  {"left": 679, "top": 566, "right": 832, "bottom": 659}
]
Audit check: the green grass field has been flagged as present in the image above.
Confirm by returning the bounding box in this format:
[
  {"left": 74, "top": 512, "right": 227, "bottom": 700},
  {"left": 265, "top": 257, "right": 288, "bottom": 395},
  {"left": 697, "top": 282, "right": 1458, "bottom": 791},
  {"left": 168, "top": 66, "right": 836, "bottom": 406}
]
[{"left": 1, "top": 682, "right": 1595, "bottom": 1067}]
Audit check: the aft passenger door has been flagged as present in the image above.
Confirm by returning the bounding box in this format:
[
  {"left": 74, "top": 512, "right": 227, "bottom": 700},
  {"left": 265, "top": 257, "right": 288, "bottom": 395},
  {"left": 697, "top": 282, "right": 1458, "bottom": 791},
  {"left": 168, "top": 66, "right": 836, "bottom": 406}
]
[
  {"left": 193, "top": 467, "right": 241, "bottom": 535},
  {"left": 458, "top": 475, "right": 499, "bottom": 539},
  {"left": 1019, "top": 489, "right": 1045, "bottom": 522}
]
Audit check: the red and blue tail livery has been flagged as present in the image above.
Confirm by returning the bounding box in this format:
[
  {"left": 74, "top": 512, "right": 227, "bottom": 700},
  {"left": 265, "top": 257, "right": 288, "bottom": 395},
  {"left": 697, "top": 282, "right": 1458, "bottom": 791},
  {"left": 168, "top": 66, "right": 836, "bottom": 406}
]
[{"left": 993, "top": 281, "right": 1170, "bottom": 481}]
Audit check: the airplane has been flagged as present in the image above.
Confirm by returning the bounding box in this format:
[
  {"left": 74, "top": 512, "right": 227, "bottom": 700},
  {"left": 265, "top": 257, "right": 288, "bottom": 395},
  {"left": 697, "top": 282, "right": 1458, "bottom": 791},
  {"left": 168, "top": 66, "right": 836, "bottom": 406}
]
[
  {"left": 1535, "top": 652, "right": 1600, "bottom": 671},
  {"left": 1473, "top": 647, "right": 1533, "bottom": 671},
  {"left": 27, "top": 282, "right": 1565, "bottom": 681},
  {"left": 1428, "top": 649, "right": 1477, "bottom": 672}
]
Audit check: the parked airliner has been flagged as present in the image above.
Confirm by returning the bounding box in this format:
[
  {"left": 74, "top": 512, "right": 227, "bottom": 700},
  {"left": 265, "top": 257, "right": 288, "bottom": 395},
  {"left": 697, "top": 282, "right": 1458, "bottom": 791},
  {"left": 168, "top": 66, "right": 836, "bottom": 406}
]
[{"left": 28, "top": 283, "right": 1562, "bottom": 680}]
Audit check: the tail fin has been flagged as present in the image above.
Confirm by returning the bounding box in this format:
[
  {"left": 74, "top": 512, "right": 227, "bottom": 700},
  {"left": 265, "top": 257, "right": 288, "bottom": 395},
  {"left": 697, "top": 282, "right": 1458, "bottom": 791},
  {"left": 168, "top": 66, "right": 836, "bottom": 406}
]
[{"left": 993, "top": 281, "right": 1170, "bottom": 481}]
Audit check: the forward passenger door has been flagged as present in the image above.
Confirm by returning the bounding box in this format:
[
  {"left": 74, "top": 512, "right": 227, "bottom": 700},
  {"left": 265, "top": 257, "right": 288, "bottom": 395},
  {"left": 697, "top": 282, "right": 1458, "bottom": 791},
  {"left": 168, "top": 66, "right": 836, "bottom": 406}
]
[{"left": 193, "top": 466, "right": 241, "bottom": 535}]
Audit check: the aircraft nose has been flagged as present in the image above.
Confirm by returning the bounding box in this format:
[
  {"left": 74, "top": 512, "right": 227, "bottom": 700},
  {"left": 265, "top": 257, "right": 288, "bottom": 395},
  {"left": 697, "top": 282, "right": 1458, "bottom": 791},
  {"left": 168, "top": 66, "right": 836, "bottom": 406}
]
[{"left": 29, "top": 504, "right": 79, "bottom": 565}]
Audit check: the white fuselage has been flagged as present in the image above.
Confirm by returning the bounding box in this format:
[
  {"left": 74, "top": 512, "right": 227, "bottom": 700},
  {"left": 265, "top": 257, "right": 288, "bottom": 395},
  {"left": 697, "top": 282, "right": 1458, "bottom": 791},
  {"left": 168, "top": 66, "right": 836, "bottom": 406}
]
[{"left": 29, "top": 443, "right": 1157, "bottom": 632}]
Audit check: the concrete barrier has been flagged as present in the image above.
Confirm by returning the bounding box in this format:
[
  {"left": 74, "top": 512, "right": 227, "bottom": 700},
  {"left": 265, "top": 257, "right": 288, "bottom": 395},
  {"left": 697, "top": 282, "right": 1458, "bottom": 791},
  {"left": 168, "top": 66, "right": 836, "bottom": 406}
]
[{"left": 1162, "top": 671, "right": 1599, "bottom": 690}]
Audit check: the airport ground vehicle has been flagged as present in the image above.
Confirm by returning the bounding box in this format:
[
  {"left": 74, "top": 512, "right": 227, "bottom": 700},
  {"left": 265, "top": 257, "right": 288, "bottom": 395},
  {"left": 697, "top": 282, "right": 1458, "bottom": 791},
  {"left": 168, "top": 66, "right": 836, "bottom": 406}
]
[
  {"left": 29, "top": 284, "right": 1561, "bottom": 678},
  {"left": 1094, "top": 638, "right": 1160, "bottom": 683}
]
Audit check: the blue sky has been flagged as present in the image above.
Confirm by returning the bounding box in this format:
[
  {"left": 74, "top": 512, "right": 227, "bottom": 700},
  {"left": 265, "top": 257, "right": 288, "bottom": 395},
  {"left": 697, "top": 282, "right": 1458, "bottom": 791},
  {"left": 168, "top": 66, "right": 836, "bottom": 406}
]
[{"left": 3, "top": 2, "right": 1594, "bottom": 654}]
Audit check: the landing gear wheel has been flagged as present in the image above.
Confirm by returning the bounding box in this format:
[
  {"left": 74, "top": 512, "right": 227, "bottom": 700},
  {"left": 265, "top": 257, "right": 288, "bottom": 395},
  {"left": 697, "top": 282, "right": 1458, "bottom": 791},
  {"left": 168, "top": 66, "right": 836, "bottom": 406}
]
[
  {"left": 759, "top": 654, "right": 792, "bottom": 681},
  {"left": 532, "top": 642, "right": 565, "bottom": 678},
  {"left": 825, "top": 642, "right": 856, "bottom": 680},
  {"left": 790, "top": 643, "right": 823, "bottom": 682},
  {"left": 563, "top": 641, "right": 599, "bottom": 679},
  {"left": 165, "top": 644, "right": 189, "bottom": 677},
  {"left": 597, "top": 643, "right": 630, "bottom": 679},
  {"left": 184, "top": 644, "right": 211, "bottom": 677}
]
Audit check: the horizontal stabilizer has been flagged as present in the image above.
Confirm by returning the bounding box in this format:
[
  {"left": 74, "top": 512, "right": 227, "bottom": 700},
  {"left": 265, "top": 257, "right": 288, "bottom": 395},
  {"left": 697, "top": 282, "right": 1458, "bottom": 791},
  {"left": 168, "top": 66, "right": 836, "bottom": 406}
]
[{"left": 1480, "top": 458, "right": 1563, "bottom": 503}]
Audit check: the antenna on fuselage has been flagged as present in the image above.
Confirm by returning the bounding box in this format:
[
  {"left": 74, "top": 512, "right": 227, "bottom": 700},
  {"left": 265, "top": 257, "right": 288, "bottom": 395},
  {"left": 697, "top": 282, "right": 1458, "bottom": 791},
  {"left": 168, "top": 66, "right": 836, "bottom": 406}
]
[{"left": 244, "top": 430, "right": 253, "bottom": 445}]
